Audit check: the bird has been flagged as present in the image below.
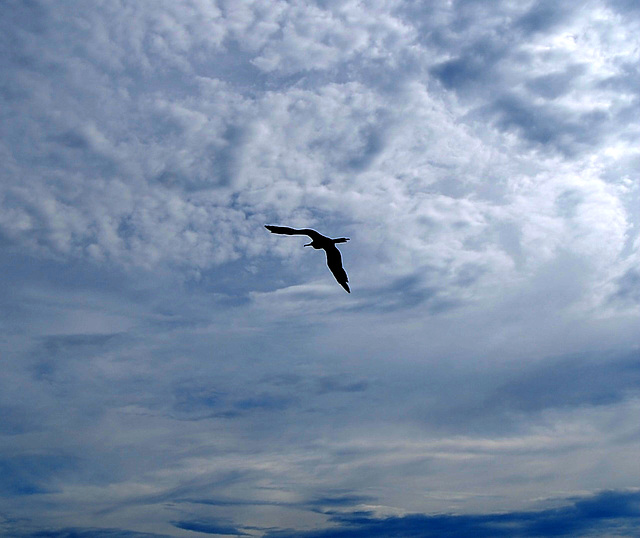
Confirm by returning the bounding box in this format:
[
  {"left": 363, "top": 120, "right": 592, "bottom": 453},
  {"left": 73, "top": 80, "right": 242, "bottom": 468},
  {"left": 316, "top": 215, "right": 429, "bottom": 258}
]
[{"left": 265, "top": 225, "right": 351, "bottom": 293}]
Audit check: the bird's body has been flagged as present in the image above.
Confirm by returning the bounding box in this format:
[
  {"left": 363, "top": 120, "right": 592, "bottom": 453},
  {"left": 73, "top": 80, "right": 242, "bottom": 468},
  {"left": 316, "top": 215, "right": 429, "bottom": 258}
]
[{"left": 265, "top": 225, "right": 351, "bottom": 293}]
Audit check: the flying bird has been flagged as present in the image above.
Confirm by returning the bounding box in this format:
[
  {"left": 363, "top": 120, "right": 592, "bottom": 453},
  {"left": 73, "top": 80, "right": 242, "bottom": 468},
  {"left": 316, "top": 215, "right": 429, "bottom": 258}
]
[{"left": 265, "top": 225, "right": 351, "bottom": 293}]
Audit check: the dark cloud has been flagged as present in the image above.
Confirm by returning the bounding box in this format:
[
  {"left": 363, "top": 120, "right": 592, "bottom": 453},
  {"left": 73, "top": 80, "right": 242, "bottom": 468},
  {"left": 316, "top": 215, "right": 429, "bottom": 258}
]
[
  {"left": 50, "top": 130, "right": 90, "bottom": 150},
  {"left": 486, "top": 350, "right": 640, "bottom": 414},
  {"left": 526, "top": 64, "right": 587, "bottom": 100},
  {"left": 0, "top": 454, "right": 76, "bottom": 496},
  {"left": 430, "top": 56, "right": 485, "bottom": 90},
  {"left": 262, "top": 373, "right": 304, "bottom": 387},
  {"left": 554, "top": 189, "right": 583, "bottom": 219},
  {"left": 515, "top": 1, "right": 573, "bottom": 36},
  {"left": 232, "top": 393, "right": 295, "bottom": 413},
  {"left": 346, "top": 273, "right": 460, "bottom": 314},
  {"left": 401, "top": 348, "right": 640, "bottom": 435},
  {"left": 429, "top": 38, "right": 507, "bottom": 94},
  {"left": 156, "top": 124, "right": 248, "bottom": 191},
  {"left": 315, "top": 376, "right": 369, "bottom": 394},
  {"left": 40, "top": 333, "right": 120, "bottom": 356},
  {"left": 345, "top": 126, "right": 386, "bottom": 172},
  {"left": 0, "top": 0, "right": 49, "bottom": 37},
  {"left": 29, "top": 333, "right": 123, "bottom": 384},
  {"left": 24, "top": 529, "right": 169, "bottom": 538},
  {"left": 421, "top": 2, "right": 632, "bottom": 158},
  {"left": 265, "top": 490, "right": 640, "bottom": 538},
  {"left": 308, "top": 495, "right": 373, "bottom": 508},
  {"left": 600, "top": 61, "right": 640, "bottom": 93},
  {"left": 426, "top": 2, "right": 576, "bottom": 97},
  {"left": 606, "top": 0, "right": 640, "bottom": 14},
  {"left": 609, "top": 268, "right": 640, "bottom": 306},
  {"left": 171, "top": 381, "right": 221, "bottom": 414},
  {"left": 478, "top": 93, "right": 609, "bottom": 155},
  {"left": 0, "top": 402, "right": 46, "bottom": 435},
  {"left": 171, "top": 519, "right": 248, "bottom": 536},
  {"left": 453, "top": 263, "right": 485, "bottom": 287}
]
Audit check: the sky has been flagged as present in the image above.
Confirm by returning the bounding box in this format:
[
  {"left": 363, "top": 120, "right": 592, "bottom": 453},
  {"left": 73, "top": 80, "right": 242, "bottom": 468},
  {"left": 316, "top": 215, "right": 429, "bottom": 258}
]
[{"left": 1, "top": 0, "right": 639, "bottom": 536}]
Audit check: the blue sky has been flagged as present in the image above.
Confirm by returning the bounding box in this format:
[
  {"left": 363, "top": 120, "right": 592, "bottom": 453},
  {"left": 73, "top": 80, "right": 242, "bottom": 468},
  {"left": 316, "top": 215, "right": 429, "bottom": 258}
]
[{"left": 1, "top": 0, "right": 639, "bottom": 536}]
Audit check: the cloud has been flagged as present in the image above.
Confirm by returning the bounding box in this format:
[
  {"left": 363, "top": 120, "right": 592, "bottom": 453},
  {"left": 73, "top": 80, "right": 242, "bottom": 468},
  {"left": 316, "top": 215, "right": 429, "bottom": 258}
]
[
  {"left": 609, "top": 268, "right": 640, "bottom": 306},
  {"left": 0, "top": 454, "right": 76, "bottom": 496},
  {"left": 1, "top": 0, "right": 636, "bottom": 307},
  {"left": 481, "top": 93, "right": 610, "bottom": 155},
  {"left": 264, "top": 489, "right": 640, "bottom": 538},
  {"left": 315, "top": 376, "right": 369, "bottom": 395},
  {"left": 484, "top": 349, "right": 640, "bottom": 414},
  {"left": 526, "top": 64, "right": 588, "bottom": 100},
  {"left": 171, "top": 519, "right": 248, "bottom": 536},
  {"left": 515, "top": 1, "right": 573, "bottom": 36},
  {"left": 22, "top": 529, "right": 169, "bottom": 538},
  {"left": 1, "top": 0, "right": 639, "bottom": 536}
]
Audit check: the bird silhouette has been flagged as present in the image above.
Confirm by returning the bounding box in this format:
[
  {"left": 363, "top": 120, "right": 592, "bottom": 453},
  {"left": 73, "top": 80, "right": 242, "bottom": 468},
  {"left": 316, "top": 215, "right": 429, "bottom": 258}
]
[{"left": 265, "top": 225, "right": 351, "bottom": 293}]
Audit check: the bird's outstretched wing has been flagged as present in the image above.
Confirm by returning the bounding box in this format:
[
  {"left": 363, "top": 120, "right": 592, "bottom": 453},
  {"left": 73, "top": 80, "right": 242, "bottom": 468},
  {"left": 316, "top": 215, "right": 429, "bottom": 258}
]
[
  {"left": 325, "top": 245, "right": 350, "bottom": 293},
  {"left": 265, "top": 225, "right": 324, "bottom": 241}
]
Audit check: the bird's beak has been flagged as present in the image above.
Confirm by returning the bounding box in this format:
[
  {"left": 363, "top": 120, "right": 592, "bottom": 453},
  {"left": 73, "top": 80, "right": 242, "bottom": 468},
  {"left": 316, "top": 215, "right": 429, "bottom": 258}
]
[{"left": 304, "top": 242, "right": 311, "bottom": 247}]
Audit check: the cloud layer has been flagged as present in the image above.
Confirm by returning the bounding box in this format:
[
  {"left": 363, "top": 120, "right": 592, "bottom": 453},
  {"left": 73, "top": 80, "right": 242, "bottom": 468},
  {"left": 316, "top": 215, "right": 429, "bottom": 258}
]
[{"left": 1, "top": 0, "right": 639, "bottom": 536}]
